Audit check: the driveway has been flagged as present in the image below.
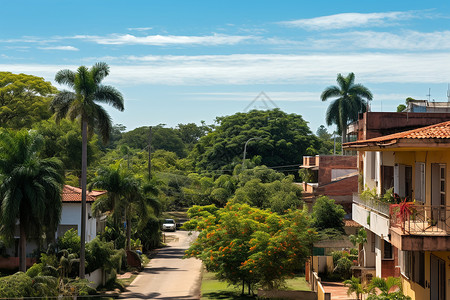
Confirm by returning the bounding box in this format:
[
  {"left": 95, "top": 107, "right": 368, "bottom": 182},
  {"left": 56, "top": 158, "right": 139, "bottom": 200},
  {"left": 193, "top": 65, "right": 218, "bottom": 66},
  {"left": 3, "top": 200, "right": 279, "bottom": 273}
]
[{"left": 119, "top": 231, "right": 202, "bottom": 299}]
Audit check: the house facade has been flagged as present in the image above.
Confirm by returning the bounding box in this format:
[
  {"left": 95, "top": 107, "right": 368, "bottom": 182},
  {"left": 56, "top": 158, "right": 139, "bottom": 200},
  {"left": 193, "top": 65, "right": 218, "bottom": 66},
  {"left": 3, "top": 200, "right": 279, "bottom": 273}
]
[
  {"left": 300, "top": 155, "right": 358, "bottom": 213},
  {"left": 1, "top": 185, "right": 106, "bottom": 268},
  {"left": 344, "top": 121, "right": 450, "bottom": 300},
  {"left": 59, "top": 185, "right": 107, "bottom": 242}
]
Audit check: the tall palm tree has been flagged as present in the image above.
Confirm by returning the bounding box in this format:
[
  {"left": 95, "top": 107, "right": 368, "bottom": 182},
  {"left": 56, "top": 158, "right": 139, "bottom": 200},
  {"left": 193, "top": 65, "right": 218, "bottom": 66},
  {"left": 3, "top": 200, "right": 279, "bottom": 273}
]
[
  {"left": 0, "top": 130, "right": 64, "bottom": 272},
  {"left": 50, "top": 62, "right": 124, "bottom": 278},
  {"left": 321, "top": 72, "right": 373, "bottom": 144},
  {"left": 90, "top": 163, "right": 160, "bottom": 250}
]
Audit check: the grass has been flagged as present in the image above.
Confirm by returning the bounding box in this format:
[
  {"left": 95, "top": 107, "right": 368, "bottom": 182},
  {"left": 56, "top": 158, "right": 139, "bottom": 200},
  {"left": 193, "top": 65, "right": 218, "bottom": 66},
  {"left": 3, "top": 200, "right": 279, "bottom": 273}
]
[{"left": 200, "top": 271, "right": 310, "bottom": 300}]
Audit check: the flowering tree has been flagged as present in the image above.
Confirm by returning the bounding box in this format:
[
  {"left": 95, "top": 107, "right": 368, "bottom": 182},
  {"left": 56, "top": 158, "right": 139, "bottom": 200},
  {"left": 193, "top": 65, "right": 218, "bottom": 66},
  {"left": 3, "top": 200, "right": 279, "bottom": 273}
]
[{"left": 184, "top": 203, "right": 316, "bottom": 294}]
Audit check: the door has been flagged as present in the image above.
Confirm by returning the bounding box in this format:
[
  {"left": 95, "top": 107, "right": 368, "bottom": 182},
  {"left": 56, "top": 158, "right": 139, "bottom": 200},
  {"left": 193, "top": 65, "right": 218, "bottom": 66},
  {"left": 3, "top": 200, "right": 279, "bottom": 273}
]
[{"left": 430, "top": 254, "right": 446, "bottom": 300}]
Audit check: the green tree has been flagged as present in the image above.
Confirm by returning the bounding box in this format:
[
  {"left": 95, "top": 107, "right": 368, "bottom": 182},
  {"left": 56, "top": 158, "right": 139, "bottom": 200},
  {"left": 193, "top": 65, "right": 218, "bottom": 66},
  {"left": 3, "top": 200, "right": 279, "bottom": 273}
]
[
  {"left": 89, "top": 163, "right": 139, "bottom": 249},
  {"left": 51, "top": 62, "right": 124, "bottom": 278},
  {"left": 311, "top": 196, "right": 346, "bottom": 233},
  {"left": 344, "top": 276, "right": 364, "bottom": 300},
  {"left": 396, "top": 104, "right": 406, "bottom": 112},
  {"left": 367, "top": 277, "right": 410, "bottom": 300},
  {"left": 0, "top": 72, "right": 57, "bottom": 129},
  {"left": 321, "top": 73, "right": 373, "bottom": 143},
  {"left": 184, "top": 203, "right": 316, "bottom": 294},
  {"left": 120, "top": 125, "right": 186, "bottom": 157},
  {"left": 33, "top": 119, "right": 100, "bottom": 173},
  {"left": 190, "top": 109, "right": 320, "bottom": 174},
  {"left": 0, "top": 130, "right": 64, "bottom": 272},
  {"left": 349, "top": 227, "right": 367, "bottom": 266}
]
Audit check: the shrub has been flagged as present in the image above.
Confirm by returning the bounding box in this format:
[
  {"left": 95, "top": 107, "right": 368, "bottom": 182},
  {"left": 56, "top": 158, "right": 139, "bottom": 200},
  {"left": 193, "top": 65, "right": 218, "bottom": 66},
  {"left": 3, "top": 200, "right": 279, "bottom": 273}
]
[
  {"left": 58, "top": 228, "right": 80, "bottom": 253},
  {"left": 0, "top": 272, "right": 34, "bottom": 298}
]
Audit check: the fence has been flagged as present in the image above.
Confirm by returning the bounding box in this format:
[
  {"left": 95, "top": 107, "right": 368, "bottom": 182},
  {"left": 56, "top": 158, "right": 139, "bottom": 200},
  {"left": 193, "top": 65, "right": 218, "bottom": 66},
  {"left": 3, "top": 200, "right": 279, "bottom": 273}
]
[{"left": 390, "top": 204, "right": 450, "bottom": 234}]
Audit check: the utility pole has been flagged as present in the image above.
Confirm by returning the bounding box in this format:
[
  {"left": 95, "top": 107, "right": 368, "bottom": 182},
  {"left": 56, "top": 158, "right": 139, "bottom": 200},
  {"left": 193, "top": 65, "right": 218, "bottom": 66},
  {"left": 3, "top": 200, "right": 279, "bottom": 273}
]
[{"left": 148, "top": 126, "right": 152, "bottom": 179}]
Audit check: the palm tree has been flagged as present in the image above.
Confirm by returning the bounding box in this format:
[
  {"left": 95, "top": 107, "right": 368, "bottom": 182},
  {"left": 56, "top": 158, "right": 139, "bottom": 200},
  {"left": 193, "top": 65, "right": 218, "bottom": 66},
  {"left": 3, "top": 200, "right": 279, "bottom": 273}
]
[
  {"left": 349, "top": 227, "right": 367, "bottom": 266},
  {"left": 0, "top": 130, "right": 64, "bottom": 272},
  {"left": 90, "top": 164, "right": 161, "bottom": 250},
  {"left": 344, "top": 276, "right": 364, "bottom": 300},
  {"left": 51, "top": 62, "right": 124, "bottom": 278},
  {"left": 321, "top": 72, "right": 373, "bottom": 144}
]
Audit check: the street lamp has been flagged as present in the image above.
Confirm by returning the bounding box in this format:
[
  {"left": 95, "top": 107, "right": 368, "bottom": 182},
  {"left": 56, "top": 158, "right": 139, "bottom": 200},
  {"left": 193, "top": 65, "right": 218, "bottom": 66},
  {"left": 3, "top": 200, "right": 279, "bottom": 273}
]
[{"left": 242, "top": 137, "right": 261, "bottom": 169}]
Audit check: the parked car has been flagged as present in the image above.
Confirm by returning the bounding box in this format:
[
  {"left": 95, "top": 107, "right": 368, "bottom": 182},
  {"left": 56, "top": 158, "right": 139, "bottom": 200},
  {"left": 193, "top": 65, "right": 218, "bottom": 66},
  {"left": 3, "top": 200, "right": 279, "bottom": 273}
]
[{"left": 162, "top": 219, "right": 176, "bottom": 232}]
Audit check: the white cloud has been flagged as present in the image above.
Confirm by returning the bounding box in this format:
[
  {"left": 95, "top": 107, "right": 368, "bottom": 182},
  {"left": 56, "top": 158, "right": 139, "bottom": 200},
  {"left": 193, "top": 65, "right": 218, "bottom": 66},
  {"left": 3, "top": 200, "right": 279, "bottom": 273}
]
[
  {"left": 127, "top": 27, "right": 153, "bottom": 31},
  {"left": 331, "top": 30, "right": 450, "bottom": 51},
  {"left": 38, "top": 46, "right": 79, "bottom": 51},
  {"left": 71, "top": 33, "right": 255, "bottom": 46},
  {"left": 3, "top": 52, "right": 450, "bottom": 87},
  {"left": 279, "top": 11, "right": 417, "bottom": 30}
]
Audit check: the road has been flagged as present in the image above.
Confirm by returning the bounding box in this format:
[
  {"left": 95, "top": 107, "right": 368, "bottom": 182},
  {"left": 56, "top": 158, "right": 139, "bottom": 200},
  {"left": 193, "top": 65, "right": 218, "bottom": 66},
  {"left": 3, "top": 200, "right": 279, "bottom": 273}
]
[{"left": 119, "top": 231, "right": 202, "bottom": 299}]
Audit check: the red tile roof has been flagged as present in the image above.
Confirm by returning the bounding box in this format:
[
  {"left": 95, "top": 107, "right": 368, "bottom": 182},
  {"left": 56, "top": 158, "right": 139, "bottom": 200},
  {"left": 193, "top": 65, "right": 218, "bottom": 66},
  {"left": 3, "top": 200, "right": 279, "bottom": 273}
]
[
  {"left": 62, "top": 185, "right": 107, "bottom": 203},
  {"left": 344, "top": 120, "right": 450, "bottom": 148}
]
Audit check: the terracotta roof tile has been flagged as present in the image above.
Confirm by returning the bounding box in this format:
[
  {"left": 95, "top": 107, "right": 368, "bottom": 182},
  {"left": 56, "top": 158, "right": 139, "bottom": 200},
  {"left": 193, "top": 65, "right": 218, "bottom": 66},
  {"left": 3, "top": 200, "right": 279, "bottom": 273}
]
[
  {"left": 344, "top": 120, "right": 450, "bottom": 147},
  {"left": 62, "top": 185, "right": 107, "bottom": 203}
]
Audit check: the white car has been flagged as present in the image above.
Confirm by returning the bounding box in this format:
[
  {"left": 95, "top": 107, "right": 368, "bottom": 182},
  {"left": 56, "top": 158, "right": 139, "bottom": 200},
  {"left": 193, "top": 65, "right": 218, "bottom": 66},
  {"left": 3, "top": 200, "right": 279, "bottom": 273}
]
[{"left": 162, "top": 219, "right": 176, "bottom": 232}]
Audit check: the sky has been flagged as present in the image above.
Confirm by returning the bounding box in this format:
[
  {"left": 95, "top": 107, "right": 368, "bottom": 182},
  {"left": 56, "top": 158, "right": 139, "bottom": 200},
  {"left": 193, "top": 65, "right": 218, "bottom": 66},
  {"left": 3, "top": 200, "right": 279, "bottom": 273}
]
[{"left": 2, "top": 0, "right": 450, "bottom": 134}]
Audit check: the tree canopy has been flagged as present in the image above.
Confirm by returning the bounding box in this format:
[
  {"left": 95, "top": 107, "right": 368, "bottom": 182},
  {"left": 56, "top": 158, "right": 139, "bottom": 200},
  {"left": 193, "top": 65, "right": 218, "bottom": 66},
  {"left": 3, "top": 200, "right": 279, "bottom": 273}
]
[
  {"left": 0, "top": 72, "right": 57, "bottom": 129},
  {"left": 190, "top": 109, "right": 320, "bottom": 173},
  {"left": 184, "top": 203, "right": 316, "bottom": 293},
  {"left": 321, "top": 73, "right": 372, "bottom": 143}
]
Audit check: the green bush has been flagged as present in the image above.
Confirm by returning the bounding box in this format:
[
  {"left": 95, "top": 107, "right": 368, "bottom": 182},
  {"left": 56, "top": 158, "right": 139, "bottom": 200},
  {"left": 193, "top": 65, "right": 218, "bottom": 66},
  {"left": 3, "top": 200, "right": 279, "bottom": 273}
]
[
  {"left": 0, "top": 272, "right": 34, "bottom": 298},
  {"left": 58, "top": 228, "right": 81, "bottom": 253},
  {"left": 334, "top": 256, "right": 353, "bottom": 279}
]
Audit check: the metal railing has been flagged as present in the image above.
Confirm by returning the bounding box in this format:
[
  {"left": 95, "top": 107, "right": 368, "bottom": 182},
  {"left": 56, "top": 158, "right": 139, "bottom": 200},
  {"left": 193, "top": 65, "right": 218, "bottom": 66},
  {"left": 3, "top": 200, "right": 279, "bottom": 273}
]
[
  {"left": 352, "top": 193, "right": 390, "bottom": 217},
  {"left": 390, "top": 204, "right": 450, "bottom": 235}
]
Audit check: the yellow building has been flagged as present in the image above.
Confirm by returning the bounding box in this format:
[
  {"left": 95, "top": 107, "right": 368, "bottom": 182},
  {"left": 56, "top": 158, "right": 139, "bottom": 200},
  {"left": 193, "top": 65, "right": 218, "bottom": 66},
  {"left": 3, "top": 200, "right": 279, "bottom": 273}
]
[{"left": 344, "top": 121, "right": 450, "bottom": 300}]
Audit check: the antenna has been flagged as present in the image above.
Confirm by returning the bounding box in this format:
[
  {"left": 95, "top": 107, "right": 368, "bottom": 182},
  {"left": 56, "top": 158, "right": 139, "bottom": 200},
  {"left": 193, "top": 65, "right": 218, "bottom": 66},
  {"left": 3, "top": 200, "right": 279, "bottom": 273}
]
[
  {"left": 426, "top": 88, "right": 431, "bottom": 101},
  {"left": 244, "top": 91, "right": 279, "bottom": 112},
  {"left": 447, "top": 84, "right": 450, "bottom": 102}
]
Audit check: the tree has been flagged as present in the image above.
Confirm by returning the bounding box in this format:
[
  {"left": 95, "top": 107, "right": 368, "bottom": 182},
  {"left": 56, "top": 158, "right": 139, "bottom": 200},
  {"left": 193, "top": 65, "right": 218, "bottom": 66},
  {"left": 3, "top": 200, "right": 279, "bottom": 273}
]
[
  {"left": 349, "top": 227, "right": 367, "bottom": 266},
  {"left": 321, "top": 73, "right": 373, "bottom": 144},
  {"left": 0, "top": 130, "right": 63, "bottom": 272},
  {"left": 311, "top": 196, "right": 346, "bottom": 233},
  {"left": 89, "top": 163, "right": 139, "bottom": 249},
  {"left": 50, "top": 62, "right": 124, "bottom": 278},
  {"left": 184, "top": 203, "right": 316, "bottom": 294},
  {"left": 344, "top": 276, "right": 364, "bottom": 300},
  {"left": 191, "top": 109, "right": 320, "bottom": 174},
  {"left": 33, "top": 119, "right": 100, "bottom": 173},
  {"left": 120, "top": 125, "right": 186, "bottom": 157},
  {"left": 0, "top": 72, "right": 57, "bottom": 129},
  {"left": 366, "top": 277, "right": 410, "bottom": 300}
]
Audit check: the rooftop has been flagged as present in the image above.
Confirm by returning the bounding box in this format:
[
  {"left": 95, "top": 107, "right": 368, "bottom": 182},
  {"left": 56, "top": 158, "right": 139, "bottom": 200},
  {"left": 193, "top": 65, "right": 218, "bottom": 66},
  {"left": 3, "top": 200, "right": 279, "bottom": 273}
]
[{"left": 62, "top": 185, "right": 107, "bottom": 203}]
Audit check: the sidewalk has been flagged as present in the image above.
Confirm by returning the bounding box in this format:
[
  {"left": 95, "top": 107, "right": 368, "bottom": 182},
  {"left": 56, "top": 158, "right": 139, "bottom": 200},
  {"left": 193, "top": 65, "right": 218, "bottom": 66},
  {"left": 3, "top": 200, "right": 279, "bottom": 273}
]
[{"left": 321, "top": 281, "right": 356, "bottom": 300}]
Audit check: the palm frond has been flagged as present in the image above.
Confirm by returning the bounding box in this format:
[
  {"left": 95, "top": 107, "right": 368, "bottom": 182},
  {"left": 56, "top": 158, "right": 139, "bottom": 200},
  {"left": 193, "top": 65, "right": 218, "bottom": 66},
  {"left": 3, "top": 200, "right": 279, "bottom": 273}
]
[
  {"left": 55, "top": 70, "right": 76, "bottom": 87},
  {"left": 95, "top": 85, "right": 124, "bottom": 111},
  {"left": 91, "top": 62, "right": 110, "bottom": 84}
]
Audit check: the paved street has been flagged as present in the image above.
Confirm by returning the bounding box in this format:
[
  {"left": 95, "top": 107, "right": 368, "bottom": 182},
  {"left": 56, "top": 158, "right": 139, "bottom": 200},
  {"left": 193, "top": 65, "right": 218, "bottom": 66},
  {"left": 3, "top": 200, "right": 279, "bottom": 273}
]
[{"left": 120, "top": 231, "right": 202, "bottom": 299}]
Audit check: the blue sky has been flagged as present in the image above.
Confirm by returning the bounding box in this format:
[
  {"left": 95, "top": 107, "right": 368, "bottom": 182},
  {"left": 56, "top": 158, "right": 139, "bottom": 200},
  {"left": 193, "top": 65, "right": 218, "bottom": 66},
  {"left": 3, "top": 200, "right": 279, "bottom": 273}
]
[{"left": 2, "top": 1, "right": 450, "bottom": 134}]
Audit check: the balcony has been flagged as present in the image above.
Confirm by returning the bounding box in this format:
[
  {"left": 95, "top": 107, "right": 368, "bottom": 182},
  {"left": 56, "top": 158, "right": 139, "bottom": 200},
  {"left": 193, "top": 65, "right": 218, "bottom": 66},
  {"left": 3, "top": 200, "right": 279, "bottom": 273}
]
[
  {"left": 390, "top": 204, "right": 450, "bottom": 235},
  {"left": 352, "top": 193, "right": 390, "bottom": 217},
  {"left": 389, "top": 204, "right": 450, "bottom": 251}
]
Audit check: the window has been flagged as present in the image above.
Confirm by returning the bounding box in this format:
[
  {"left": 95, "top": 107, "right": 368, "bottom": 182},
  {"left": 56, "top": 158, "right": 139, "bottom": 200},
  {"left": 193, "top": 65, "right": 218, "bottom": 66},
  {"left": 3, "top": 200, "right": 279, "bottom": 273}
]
[
  {"left": 412, "top": 251, "right": 425, "bottom": 287},
  {"left": 383, "top": 240, "right": 393, "bottom": 260},
  {"left": 394, "top": 164, "right": 412, "bottom": 199},
  {"left": 382, "top": 166, "right": 394, "bottom": 194},
  {"left": 400, "top": 250, "right": 411, "bottom": 278},
  {"left": 415, "top": 162, "right": 425, "bottom": 203}
]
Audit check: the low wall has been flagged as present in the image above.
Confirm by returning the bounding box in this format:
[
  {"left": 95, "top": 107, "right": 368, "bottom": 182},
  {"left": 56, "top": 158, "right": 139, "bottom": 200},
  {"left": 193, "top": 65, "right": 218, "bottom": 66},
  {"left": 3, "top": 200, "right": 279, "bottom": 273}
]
[
  {"left": 86, "top": 268, "right": 103, "bottom": 288},
  {"left": 0, "top": 257, "right": 36, "bottom": 270},
  {"left": 258, "top": 290, "right": 317, "bottom": 300}
]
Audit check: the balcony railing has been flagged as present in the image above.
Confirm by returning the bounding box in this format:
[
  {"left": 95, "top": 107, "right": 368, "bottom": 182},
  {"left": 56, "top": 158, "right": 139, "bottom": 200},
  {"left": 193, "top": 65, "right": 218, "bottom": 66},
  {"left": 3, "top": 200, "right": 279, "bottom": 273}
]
[
  {"left": 390, "top": 204, "right": 450, "bottom": 235},
  {"left": 352, "top": 193, "right": 390, "bottom": 216}
]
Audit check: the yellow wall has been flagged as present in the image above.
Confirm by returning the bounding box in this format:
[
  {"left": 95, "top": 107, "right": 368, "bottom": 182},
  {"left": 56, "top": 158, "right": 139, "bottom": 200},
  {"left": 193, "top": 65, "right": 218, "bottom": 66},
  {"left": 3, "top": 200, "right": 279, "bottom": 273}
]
[
  {"left": 401, "top": 251, "right": 450, "bottom": 300},
  {"left": 394, "top": 150, "right": 450, "bottom": 206}
]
